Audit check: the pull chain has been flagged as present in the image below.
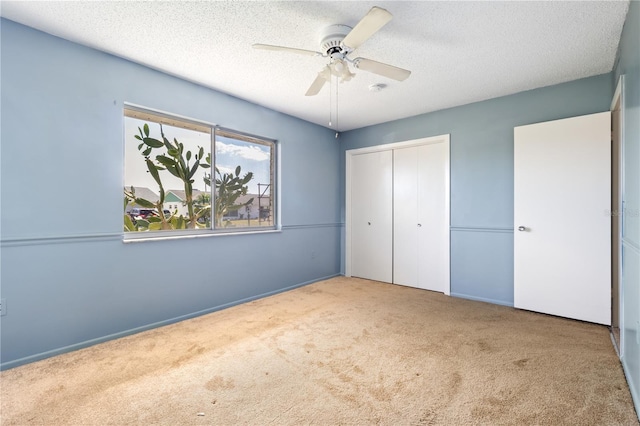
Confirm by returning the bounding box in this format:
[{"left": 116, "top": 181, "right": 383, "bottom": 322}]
[
  {"left": 329, "top": 74, "right": 333, "bottom": 127},
  {"left": 335, "top": 74, "right": 339, "bottom": 131}
]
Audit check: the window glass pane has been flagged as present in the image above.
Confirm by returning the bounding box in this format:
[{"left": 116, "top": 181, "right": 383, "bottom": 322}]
[
  {"left": 215, "top": 132, "right": 274, "bottom": 229},
  {"left": 123, "top": 107, "right": 276, "bottom": 238},
  {"left": 124, "top": 111, "right": 212, "bottom": 232}
]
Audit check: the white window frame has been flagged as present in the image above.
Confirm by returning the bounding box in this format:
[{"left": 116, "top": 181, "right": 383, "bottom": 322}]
[{"left": 123, "top": 104, "right": 279, "bottom": 242}]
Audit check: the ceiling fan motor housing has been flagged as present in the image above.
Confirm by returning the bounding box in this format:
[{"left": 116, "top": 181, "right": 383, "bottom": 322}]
[{"left": 320, "top": 24, "right": 352, "bottom": 54}]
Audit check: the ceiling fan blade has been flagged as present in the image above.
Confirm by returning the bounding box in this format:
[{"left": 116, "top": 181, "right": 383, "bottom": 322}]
[
  {"left": 252, "top": 43, "right": 323, "bottom": 57},
  {"left": 305, "top": 67, "right": 331, "bottom": 96},
  {"left": 353, "top": 58, "right": 411, "bottom": 81},
  {"left": 341, "top": 6, "right": 393, "bottom": 51}
]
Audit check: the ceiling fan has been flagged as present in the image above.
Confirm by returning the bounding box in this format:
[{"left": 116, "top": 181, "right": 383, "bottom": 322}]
[{"left": 253, "top": 6, "right": 411, "bottom": 96}]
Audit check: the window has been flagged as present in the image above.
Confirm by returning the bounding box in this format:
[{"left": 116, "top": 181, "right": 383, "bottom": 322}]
[{"left": 124, "top": 106, "right": 276, "bottom": 237}]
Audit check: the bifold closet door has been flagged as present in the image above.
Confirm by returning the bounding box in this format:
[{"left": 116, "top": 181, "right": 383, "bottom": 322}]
[
  {"left": 350, "top": 150, "right": 393, "bottom": 283},
  {"left": 394, "top": 143, "right": 449, "bottom": 292},
  {"left": 514, "top": 111, "right": 611, "bottom": 325}
]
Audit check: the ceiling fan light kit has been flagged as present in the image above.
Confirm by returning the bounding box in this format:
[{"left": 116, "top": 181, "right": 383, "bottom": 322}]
[{"left": 253, "top": 6, "right": 411, "bottom": 97}]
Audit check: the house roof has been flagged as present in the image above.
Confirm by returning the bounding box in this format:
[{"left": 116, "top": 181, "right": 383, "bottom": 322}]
[
  {"left": 166, "top": 189, "right": 205, "bottom": 202},
  {"left": 127, "top": 187, "right": 269, "bottom": 207},
  {"left": 240, "top": 194, "right": 271, "bottom": 207},
  {"left": 125, "top": 186, "right": 159, "bottom": 203}
]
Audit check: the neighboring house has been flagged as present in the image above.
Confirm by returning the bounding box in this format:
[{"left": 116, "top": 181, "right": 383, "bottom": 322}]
[
  {"left": 222, "top": 193, "right": 272, "bottom": 221},
  {"left": 255, "top": 193, "right": 273, "bottom": 221},
  {"left": 124, "top": 186, "right": 159, "bottom": 214},
  {"left": 162, "top": 189, "right": 272, "bottom": 221},
  {"left": 164, "top": 189, "right": 204, "bottom": 217}
]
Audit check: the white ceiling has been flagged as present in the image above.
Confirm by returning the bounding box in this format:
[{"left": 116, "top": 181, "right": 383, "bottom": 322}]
[{"left": 0, "top": 1, "right": 630, "bottom": 131}]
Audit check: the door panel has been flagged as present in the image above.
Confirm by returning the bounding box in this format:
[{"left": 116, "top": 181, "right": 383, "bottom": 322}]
[
  {"left": 393, "top": 147, "right": 419, "bottom": 286},
  {"left": 394, "top": 143, "right": 449, "bottom": 292},
  {"left": 612, "top": 98, "right": 621, "bottom": 330},
  {"left": 351, "top": 151, "right": 393, "bottom": 283},
  {"left": 514, "top": 112, "right": 611, "bottom": 325},
  {"left": 417, "top": 143, "right": 449, "bottom": 293}
]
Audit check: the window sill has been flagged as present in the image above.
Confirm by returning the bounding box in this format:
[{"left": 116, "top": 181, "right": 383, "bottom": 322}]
[{"left": 123, "top": 227, "right": 281, "bottom": 243}]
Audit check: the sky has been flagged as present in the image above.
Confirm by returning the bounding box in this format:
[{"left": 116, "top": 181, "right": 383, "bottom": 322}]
[{"left": 124, "top": 117, "right": 271, "bottom": 197}]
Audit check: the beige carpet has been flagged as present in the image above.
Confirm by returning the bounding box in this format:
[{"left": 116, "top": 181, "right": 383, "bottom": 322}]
[{"left": 1, "top": 277, "right": 637, "bottom": 425}]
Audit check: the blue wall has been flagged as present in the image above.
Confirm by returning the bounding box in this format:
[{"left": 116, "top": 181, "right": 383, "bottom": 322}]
[
  {"left": 614, "top": 0, "right": 640, "bottom": 414},
  {"left": 0, "top": 19, "right": 341, "bottom": 369},
  {"left": 2, "top": 11, "right": 638, "bottom": 417},
  {"left": 341, "top": 73, "right": 613, "bottom": 306}
]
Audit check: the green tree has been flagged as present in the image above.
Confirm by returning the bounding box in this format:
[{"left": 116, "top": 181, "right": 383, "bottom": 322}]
[
  {"left": 124, "top": 122, "right": 254, "bottom": 232},
  {"left": 194, "top": 192, "right": 212, "bottom": 228},
  {"left": 124, "top": 122, "right": 210, "bottom": 231},
  {"left": 213, "top": 166, "right": 254, "bottom": 227},
  {"left": 124, "top": 159, "right": 171, "bottom": 232}
]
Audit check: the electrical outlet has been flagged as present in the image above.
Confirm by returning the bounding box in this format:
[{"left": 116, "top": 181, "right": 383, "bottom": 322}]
[{"left": 0, "top": 299, "right": 6, "bottom": 317}]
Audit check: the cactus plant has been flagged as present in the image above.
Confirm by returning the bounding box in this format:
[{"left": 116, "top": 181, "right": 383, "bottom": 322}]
[{"left": 124, "top": 122, "right": 253, "bottom": 232}]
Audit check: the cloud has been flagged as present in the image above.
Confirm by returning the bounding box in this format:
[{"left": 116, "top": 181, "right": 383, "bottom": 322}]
[
  {"left": 216, "top": 165, "right": 235, "bottom": 176},
  {"left": 217, "top": 141, "right": 269, "bottom": 162}
]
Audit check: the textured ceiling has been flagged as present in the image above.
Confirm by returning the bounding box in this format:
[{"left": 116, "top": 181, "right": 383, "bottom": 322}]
[{"left": 0, "top": 1, "right": 630, "bottom": 131}]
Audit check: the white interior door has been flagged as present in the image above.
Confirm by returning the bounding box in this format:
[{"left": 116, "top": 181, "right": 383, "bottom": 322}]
[
  {"left": 514, "top": 112, "right": 611, "bottom": 325},
  {"left": 350, "top": 150, "right": 393, "bottom": 283},
  {"left": 394, "top": 142, "right": 450, "bottom": 293},
  {"left": 393, "top": 147, "right": 419, "bottom": 286},
  {"left": 417, "top": 142, "right": 450, "bottom": 293}
]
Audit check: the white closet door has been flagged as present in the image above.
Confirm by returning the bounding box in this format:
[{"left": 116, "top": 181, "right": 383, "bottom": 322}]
[
  {"left": 417, "top": 143, "right": 449, "bottom": 293},
  {"left": 514, "top": 112, "right": 611, "bottom": 325},
  {"left": 351, "top": 150, "right": 393, "bottom": 283},
  {"left": 394, "top": 143, "right": 450, "bottom": 292},
  {"left": 394, "top": 147, "right": 419, "bottom": 286}
]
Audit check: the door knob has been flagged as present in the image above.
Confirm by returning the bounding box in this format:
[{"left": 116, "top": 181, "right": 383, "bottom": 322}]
[
  {"left": 417, "top": 223, "right": 422, "bottom": 227},
  {"left": 368, "top": 222, "right": 371, "bottom": 225},
  {"left": 518, "top": 226, "right": 526, "bottom": 231}
]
